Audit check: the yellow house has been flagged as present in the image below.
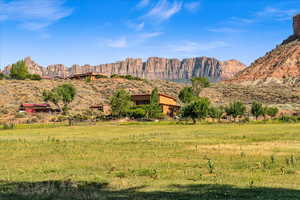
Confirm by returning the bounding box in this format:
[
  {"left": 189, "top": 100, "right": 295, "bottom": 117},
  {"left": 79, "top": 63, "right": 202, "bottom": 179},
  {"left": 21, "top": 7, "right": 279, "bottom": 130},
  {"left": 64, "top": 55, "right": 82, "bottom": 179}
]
[{"left": 131, "top": 94, "right": 180, "bottom": 117}]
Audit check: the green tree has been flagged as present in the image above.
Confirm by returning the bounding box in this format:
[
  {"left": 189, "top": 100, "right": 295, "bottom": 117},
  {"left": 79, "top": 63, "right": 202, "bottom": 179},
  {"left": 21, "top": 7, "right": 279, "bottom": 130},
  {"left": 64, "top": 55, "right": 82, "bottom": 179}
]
[
  {"left": 181, "top": 97, "right": 210, "bottom": 124},
  {"left": 179, "top": 87, "right": 196, "bottom": 104},
  {"left": 43, "top": 84, "right": 76, "bottom": 114},
  {"left": 266, "top": 107, "right": 279, "bottom": 119},
  {"left": 251, "top": 101, "right": 264, "bottom": 120},
  {"left": 0, "top": 73, "right": 6, "bottom": 80},
  {"left": 191, "top": 77, "right": 210, "bottom": 96},
  {"left": 10, "top": 60, "right": 29, "bottom": 80},
  {"left": 146, "top": 88, "right": 162, "bottom": 119},
  {"left": 209, "top": 106, "right": 224, "bottom": 122},
  {"left": 225, "top": 101, "right": 246, "bottom": 122},
  {"left": 110, "top": 89, "right": 133, "bottom": 117}
]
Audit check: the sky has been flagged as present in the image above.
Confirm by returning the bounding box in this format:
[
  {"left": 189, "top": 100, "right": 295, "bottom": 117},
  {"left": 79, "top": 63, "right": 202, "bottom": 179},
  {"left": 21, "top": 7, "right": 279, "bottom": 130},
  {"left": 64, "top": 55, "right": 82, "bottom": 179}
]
[{"left": 0, "top": 0, "right": 299, "bottom": 68}]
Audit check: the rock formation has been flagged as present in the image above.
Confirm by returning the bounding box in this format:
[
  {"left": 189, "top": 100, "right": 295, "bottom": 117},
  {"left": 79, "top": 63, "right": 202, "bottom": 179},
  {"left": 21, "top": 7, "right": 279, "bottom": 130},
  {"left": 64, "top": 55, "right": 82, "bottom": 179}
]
[
  {"left": 2, "top": 56, "right": 245, "bottom": 82},
  {"left": 293, "top": 14, "right": 300, "bottom": 36},
  {"left": 230, "top": 14, "right": 300, "bottom": 83}
]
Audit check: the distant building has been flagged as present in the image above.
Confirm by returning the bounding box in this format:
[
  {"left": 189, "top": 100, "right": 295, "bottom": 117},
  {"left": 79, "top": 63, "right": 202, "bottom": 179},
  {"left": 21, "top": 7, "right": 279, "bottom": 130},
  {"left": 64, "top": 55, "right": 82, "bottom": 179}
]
[
  {"left": 68, "top": 72, "right": 108, "bottom": 80},
  {"left": 90, "top": 104, "right": 111, "bottom": 114},
  {"left": 19, "top": 104, "right": 53, "bottom": 114},
  {"left": 131, "top": 94, "right": 180, "bottom": 117}
]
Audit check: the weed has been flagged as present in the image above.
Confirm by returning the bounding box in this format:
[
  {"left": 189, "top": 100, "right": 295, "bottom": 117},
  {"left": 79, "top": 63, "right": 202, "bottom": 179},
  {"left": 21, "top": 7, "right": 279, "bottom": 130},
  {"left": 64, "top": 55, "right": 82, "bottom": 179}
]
[{"left": 207, "top": 159, "right": 215, "bottom": 174}]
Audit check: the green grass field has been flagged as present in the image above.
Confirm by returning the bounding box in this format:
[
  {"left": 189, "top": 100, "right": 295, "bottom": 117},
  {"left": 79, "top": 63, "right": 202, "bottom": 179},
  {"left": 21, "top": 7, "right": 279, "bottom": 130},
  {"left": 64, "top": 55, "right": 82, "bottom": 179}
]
[{"left": 0, "top": 122, "right": 299, "bottom": 199}]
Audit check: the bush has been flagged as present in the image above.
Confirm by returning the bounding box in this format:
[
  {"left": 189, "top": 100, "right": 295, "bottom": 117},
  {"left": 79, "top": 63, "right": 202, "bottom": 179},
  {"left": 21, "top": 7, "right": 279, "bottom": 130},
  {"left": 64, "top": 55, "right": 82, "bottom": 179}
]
[
  {"left": 266, "top": 107, "right": 279, "bottom": 119},
  {"left": 278, "top": 115, "right": 299, "bottom": 123},
  {"left": 29, "top": 74, "right": 42, "bottom": 80},
  {"left": 15, "top": 112, "right": 27, "bottom": 118},
  {"left": 127, "top": 108, "right": 146, "bottom": 119},
  {"left": 2, "top": 123, "right": 16, "bottom": 130},
  {"left": 111, "top": 74, "right": 142, "bottom": 81},
  {"left": 95, "top": 74, "right": 108, "bottom": 79}
]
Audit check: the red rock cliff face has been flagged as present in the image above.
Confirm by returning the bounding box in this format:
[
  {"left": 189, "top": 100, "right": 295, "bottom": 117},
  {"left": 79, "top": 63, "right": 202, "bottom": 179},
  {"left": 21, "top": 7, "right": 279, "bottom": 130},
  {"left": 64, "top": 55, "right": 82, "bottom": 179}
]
[
  {"left": 2, "top": 57, "right": 245, "bottom": 82},
  {"left": 230, "top": 14, "right": 300, "bottom": 83}
]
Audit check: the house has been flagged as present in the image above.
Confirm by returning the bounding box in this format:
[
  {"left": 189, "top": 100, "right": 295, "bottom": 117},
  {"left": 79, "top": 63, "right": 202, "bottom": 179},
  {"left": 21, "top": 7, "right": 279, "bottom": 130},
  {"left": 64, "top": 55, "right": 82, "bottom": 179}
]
[
  {"left": 131, "top": 94, "right": 181, "bottom": 117},
  {"left": 90, "top": 104, "right": 111, "bottom": 114},
  {"left": 68, "top": 72, "right": 108, "bottom": 80},
  {"left": 19, "top": 104, "right": 53, "bottom": 114}
]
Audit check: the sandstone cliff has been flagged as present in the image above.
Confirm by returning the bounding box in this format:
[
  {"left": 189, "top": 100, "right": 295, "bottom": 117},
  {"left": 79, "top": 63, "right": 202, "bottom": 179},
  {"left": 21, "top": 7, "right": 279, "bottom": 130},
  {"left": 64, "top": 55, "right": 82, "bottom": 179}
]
[{"left": 2, "top": 56, "right": 245, "bottom": 82}]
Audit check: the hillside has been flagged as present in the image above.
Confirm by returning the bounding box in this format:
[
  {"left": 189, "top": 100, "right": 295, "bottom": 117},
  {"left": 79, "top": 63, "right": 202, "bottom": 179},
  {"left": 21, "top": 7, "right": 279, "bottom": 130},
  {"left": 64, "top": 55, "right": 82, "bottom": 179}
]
[
  {"left": 2, "top": 56, "right": 246, "bottom": 82},
  {"left": 230, "top": 14, "right": 300, "bottom": 83},
  {"left": 0, "top": 79, "right": 185, "bottom": 116}
]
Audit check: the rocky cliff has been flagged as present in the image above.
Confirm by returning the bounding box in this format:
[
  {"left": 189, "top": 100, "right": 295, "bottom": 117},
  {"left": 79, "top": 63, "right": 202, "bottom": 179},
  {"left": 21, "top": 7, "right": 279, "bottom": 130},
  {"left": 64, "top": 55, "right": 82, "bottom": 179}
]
[
  {"left": 230, "top": 14, "right": 300, "bottom": 84},
  {"left": 2, "top": 56, "right": 246, "bottom": 82}
]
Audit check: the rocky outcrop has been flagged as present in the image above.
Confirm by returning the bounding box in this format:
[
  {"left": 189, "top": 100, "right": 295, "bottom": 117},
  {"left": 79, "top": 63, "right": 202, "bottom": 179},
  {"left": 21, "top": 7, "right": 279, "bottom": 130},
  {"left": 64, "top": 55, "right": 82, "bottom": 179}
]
[
  {"left": 293, "top": 14, "right": 300, "bottom": 36},
  {"left": 230, "top": 14, "right": 300, "bottom": 83},
  {"left": 2, "top": 56, "right": 245, "bottom": 82},
  {"left": 220, "top": 60, "right": 247, "bottom": 80}
]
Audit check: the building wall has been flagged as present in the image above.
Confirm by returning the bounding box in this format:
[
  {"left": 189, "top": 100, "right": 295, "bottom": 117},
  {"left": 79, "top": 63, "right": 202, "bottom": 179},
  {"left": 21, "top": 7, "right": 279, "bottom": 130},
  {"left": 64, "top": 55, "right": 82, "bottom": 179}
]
[{"left": 159, "top": 95, "right": 177, "bottom": 106}]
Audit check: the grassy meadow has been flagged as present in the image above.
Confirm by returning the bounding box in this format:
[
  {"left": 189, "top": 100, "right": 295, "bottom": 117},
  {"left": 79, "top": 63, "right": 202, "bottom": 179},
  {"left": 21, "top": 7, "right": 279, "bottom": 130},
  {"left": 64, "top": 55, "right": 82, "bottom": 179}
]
[{"left": 0, "top": 122, "right": 299, "bottom": 199}]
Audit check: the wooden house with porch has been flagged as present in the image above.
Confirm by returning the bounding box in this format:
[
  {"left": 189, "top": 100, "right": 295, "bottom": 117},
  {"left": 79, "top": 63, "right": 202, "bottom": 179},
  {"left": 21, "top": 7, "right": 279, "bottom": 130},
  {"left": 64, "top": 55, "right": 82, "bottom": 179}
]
[{"left": 131, "top": 94, "right": 180, "bottom": 117}]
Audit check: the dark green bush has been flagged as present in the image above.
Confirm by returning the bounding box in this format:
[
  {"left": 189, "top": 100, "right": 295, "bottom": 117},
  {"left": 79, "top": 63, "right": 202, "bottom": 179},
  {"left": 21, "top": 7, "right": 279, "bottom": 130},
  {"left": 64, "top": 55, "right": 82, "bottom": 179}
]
[{"left": 127, "top": 108, "right": 146, "bottom": 119}]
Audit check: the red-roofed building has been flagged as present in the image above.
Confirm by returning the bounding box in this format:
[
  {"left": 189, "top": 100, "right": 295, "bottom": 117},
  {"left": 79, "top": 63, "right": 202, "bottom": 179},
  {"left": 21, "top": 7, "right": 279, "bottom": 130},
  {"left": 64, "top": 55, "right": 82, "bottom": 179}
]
[{"left": 19, "top": 104, "right": 53, "bottom": 114}]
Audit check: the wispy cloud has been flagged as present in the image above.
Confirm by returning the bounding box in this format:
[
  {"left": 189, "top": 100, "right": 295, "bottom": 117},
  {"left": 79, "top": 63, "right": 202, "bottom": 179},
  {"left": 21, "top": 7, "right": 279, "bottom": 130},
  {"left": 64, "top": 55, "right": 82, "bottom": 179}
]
[
  {"left": 173, "top": 41, "right": 228, "bottom": 52},
  {"left": 127, "top": 21, "right": 145, "bottom": 31},
  {"left": 208, "top": 27, "right": 244, "bottom": 33},
  {"left": 145, "top": 0, "right": 182, "bottom": 22},
  {"left": 139, "top": 32, "right": 163, "bottom": 39},
  {"left": 137, "top": 0, "right": 150, "bottom": 9},
  {"left": 105, "top": 37, "right": 128, "bottom": 48},
  {"left": 184, "top": 1, "right": 200, "bottom": 13},
  {"left": 255, "top": 7, "right": 298, "bottom": 21},
  {"left": 0, "top": 0, "right": 73, "bottom": 30}
]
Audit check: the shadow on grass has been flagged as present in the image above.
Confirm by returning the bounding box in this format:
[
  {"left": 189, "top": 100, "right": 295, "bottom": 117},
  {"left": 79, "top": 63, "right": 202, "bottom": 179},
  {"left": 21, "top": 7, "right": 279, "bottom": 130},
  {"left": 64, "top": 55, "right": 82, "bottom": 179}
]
[{"left": 0, "top": 180, "right": 299, "bottom": 200}]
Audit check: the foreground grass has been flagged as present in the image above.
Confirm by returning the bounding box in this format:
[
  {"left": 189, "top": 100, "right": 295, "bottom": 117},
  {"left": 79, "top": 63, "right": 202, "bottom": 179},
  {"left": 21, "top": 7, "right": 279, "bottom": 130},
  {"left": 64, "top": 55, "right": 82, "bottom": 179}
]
[{"left": 0, "top": 122, "right": 299, "bottom": 199}]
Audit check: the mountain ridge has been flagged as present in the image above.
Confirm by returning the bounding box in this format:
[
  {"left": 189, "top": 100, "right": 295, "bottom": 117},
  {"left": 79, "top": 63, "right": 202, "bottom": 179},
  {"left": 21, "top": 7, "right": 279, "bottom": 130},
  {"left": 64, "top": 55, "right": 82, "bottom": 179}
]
[{"left": 2, "top": 56, "right": 246, "bottom": 82}]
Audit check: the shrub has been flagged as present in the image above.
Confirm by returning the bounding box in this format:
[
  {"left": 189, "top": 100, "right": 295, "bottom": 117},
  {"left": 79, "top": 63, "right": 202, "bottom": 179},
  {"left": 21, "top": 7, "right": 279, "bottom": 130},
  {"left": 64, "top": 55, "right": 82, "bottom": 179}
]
[
  {"left": 131, "top": 169, "right": 157, "bottom": 177},
  {"left": 209, "top": 106, "right": 224, "bottom": 122},
  {"left": 2, "top": 123, "right": 16, "bottom": 130},
  {"left": 15, "top": 112, "right": 27, "bottom": 118},
  {"left": 95, "top": 74, "right": 108, "bottom": 79},
  {"left": 127, "top": 108, "right": 146, "bottom": 119},
  {"left": 111, "top": 74, "right": 142, "bottom": 81},
  {"left": 29, "top": 74, "right": 42, "bottom": 80}
]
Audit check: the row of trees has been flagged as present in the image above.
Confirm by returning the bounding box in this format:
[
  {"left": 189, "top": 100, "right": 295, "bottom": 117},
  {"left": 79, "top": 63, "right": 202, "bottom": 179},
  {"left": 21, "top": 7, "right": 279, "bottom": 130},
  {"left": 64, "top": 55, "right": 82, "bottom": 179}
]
[
  {"left": 0, "top": 60, "right": 42, "bottom": 80},
  {"left": 178, "top": 77, "right": 279, "bottom": 124}
]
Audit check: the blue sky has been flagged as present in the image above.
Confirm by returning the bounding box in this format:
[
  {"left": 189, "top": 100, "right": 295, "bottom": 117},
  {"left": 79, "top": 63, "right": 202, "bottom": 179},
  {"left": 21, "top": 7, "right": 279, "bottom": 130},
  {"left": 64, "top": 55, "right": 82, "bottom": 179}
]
[{"left": 0, "top": 0, "right": 299, "bottom": 68}]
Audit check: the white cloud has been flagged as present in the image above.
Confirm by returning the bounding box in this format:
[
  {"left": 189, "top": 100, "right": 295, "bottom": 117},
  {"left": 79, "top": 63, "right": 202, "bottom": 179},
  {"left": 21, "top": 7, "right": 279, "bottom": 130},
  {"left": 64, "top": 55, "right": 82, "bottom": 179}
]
[
  {"left": 0, "top": 0, "right": 73, "bottom": 30},
  {"left": 145, "top": 0, "right": 182, "bottom": 22},
  {"left": 139, "top": 32, "right": 163, "bottom": 39},
  {"left": 137, "top": 0, "right": 150, "bottom": 8},
  {"left": 184, "top": 1, "right": 200, "bottom": 13},
  {"left": 105, "top": 37, "right": 128, "bottom": 48},
  {"left": 256, "top": 7, "right": 298, "bottom": 21},
  {"left": 128, "top": 21, "right": 145, "bottom": 31},
  {"left": 173, "top": 41, "right": 228, "bottom": 52}
]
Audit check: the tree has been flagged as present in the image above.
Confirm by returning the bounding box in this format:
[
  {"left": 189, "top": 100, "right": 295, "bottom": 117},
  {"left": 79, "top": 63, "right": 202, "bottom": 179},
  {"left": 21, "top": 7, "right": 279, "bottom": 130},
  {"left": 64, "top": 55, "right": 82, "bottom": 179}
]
[
  {"left": 209, "top": 106, "right": 224, "bottom": 122},
  {"left": 0, "top": 73, "right": 6, "bottom": 80},
  {"left": 43, "top": 84, "right": 76, "bottom": 114},
  {"left": 110, "top": 89, "right": 133, "bottom": 117},
  {"left": 191, "top": 77, "right": 210, "bottom": 96},
  {"left": 181, "top": 97, "right": 210, "bottom": 124},
  {"left": 251, "top": 101, "right": 264, "bottom": 120},
  {"left": 146, "top": 88, "right": 162, "bottom": 119},
  {"left": 266, "top": 107, "right": 279, "bottom": 119},
  {"left": 225, "top": 101, "right": 246, "bottom": 121},
  {"left": 10, "top": 60, "right": 29, "bottom": 80},
  {"left": 179, "top": 87, "right": 196, "bottom": 104}
]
